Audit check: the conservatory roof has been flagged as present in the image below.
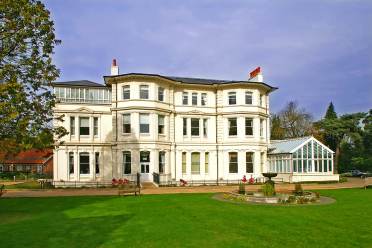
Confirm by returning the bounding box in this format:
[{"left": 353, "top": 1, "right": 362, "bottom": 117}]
[{"left": 268, "top": 136, "right": 312, "bottom": 154}]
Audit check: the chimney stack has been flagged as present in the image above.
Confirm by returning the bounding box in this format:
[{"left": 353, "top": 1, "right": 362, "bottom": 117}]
[
  {"left": 248, "top": 66, "right": 263, "bottom": 82},
  {"left": 111, "top": 59, "right": 119, "bottom": 76}
]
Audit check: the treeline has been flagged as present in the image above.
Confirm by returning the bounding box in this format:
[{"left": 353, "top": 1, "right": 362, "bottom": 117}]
[{"left": 271, "top": 101, "right": 372, "bottom": 173}]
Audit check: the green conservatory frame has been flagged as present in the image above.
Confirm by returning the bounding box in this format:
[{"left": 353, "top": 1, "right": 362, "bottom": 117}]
[{"left": 268, "top": 137, "right": 334, "bottom": 174}]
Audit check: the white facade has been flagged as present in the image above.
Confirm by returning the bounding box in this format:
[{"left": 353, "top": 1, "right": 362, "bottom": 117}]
[{"left": 53, "top": 70, "right": 276, "bottom": 185}]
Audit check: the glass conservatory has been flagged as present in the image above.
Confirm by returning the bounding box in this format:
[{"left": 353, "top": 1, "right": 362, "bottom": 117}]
[{"left": 268, "top": 136, "right": 338, "bottom": 182}]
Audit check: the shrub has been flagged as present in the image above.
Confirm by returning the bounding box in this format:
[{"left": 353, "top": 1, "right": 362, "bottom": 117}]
[
  {"left": 238, "top": 183, "right": 245, "bottom": 195},
  {"left": 315, "top": 192, "right": 320, "bottom": 199},
  {"left": 262, "top": 181, "right": 275, "bottom": 197},
  {"left": 339, "top": 176, "right": 348, "bottom": 183},
  {"left": 294, "top": 183, "right": 304, "bottom": 196}
]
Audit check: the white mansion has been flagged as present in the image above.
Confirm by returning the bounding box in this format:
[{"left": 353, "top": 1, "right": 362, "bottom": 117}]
[{"left": 52, "top": 61, "right": 338, "bottom": 186}]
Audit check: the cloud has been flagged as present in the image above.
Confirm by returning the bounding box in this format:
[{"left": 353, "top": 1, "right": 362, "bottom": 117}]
[{"left": 43, "top": 0, "right": 372, "bottom": 118}]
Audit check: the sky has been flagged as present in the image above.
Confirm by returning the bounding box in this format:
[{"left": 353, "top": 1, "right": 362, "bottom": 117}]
[{"left": 42, "top": 0, "right": 372, "bottom": 119}]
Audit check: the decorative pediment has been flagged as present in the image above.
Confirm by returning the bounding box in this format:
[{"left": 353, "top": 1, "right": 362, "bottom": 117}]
[
  {"left": 183, "top": 110, "right": 207, "bottom": 115},
  {"left": 76, "top": 107, "right": 93, "bottom": 113}
]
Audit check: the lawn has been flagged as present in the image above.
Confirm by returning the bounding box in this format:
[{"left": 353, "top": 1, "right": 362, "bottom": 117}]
[{"left": 0, "top": 189, "right": 371, "bottom": 248}]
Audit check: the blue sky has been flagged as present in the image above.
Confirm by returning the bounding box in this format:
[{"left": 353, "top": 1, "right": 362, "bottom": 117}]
[{"left": 43, "top": 0, "right": 371, "bottom": 119}]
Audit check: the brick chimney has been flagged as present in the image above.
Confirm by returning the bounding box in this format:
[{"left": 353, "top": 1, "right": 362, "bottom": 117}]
[
  {"left": 249, "top": 67, "right": 263, "bottom": 82},
  {"left": 111, "top": 59, "right": 119, "bottom": 76}
]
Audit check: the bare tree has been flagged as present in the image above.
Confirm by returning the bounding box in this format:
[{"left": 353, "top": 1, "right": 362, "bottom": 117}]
[{"left": 278, "top": 101, "right": 313, "bottom": 138}]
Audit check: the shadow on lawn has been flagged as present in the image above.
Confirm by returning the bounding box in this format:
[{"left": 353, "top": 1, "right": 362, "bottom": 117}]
[{"left": 0, "top": 197, "right": 133, "bottom": 248}]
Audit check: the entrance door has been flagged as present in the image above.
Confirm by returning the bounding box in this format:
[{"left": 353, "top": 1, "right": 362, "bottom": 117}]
[{"left": 140, "top": 151, "right": 151, "bottom": 181}]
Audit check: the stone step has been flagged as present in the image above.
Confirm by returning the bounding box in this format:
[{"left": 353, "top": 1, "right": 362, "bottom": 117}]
[{"left": 141, "top": 182, "right": 157, "bottom": 189}]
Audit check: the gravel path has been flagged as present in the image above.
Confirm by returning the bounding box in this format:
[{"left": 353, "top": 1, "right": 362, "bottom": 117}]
[{"left": 1, "top": 178, "right": 365, "bottom": 198}]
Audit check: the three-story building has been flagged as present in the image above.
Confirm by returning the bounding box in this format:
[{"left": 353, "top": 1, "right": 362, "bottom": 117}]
[{"left": 53, "top": 61, "right": 277, "bottom": 186}]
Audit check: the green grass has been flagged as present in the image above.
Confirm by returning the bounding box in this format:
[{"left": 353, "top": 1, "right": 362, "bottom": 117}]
[
  {"left": 4, "top": 181, "right": 42, "bottom": 189},
  {"left": 0, "top": 189, "right": 371, "bottom": 248}
]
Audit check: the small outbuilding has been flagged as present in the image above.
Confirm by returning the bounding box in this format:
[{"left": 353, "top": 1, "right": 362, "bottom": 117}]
[
  {"left": 268, "top": 136, "right": 339, "bottom": 183},
  {"left": 0, "top": 149, "right": 53, "bottom": 176}
]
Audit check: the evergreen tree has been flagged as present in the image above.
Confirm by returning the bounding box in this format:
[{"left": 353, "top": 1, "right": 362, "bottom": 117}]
[
  {"left": 0, "top": 0, "right": 67, "bottom": 155},
  {"left": 323, "top": 102, "right": 338, "bottom": 151},
  {"left": 325, "top": 102, "right": 337, "bottom": 119}
]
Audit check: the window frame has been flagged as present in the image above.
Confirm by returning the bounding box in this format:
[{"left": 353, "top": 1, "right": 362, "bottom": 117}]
[
  {"left": 68, "top": 152, "right": 74, "bottom": 174},
  {"left": 93, "top": 117, "right": 98, "bottom": 136},
  {"left": 139, "top": 114, "right": 150, "bottom": 134},
  {"left": 123, "top": 151, "right": 131, "bottom": 174},
  {"left": 228, "top": 92, "right": 236, "bottom": 105},
  {"left": 139, "top": 85, "right": 149, "bottom": 99},
  {"left": 70, "top": 116, "right": 75, "bottom": 136},
  {"left": 95, "top": 152, "right": 100, "bottom": 174},
  {"left": 229, "top": 152, "right": 238, "bottom": 173},
  {"left": 245, "top": 91, "right": 253, "bottom": 105},
  {"left": 191, "top": 118, "right": 200, "bottom": 136},
  {"left": 159, "top": 151, "right": 165, "bottom": 174},
  {"left": 191, "top": 152, "right": 200, "bottom": 174},
  {"left": 158, "top": 87, "right": 164, "bottom": 102},
  {"left": 201, "top": 93, "right": 207, "bottom": 106},
  {"left": 183, "top": 118, "right": 188, "bottom": 136},
  {"left": 246, "top": 152, "right": 254, "bottom": 173},
  {"left": 158, "top": 115, "right": 165, "bottom": 135},
  {"left": 79, "top": 152, "right": 90, "bottom": 175},
  {"left": 122, "top": 114, "right": 131, "bottom": 134},
  {"left": 228, "top": 118, "right": 237, "bottom": 136},
  {"left": 79, "top": 117, "right": 90, "bottom": 136},
  {"left": 182, "top": 92, "right": 188, "bottom": 105},
  {"left": 192, "top": 92, "right": 198, "bottom": 106},
  {"left": 122, "top": 85, "right": 130, "bottom": 100},
  {"left": 203, "top": 119, "right": 208, "bottom": 137},
  {"left": 245, "top": 117, "right": 253, "bottom": 136}
]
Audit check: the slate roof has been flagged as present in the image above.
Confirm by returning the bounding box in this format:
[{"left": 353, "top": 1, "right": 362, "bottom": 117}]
[
  {"left": 269, "top": 136, "right": 312, "bottom": 154},
  {"left": 52, "top": 80, "right": 106, "bottom": 87},
  {"left": 104, "top": 73, "right": 277, "bottom": 91}
]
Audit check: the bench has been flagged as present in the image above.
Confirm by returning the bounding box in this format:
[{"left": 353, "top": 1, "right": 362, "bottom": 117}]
[
  {"left": 0, "top": 184, "right": 5, "bottom": 197},
  {"left": 364, "top": 177, "right": 372, "bottom": 189},
  {"left": 118, "top": 183, "right": 140, "bottom": 196}
]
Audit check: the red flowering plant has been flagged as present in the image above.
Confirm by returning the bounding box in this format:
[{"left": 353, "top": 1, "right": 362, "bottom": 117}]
[
  {"left": 180, "top": 179, "right": 188, "bottom": 186},
  {"left": 112, "top": 178, "right": 118, "bottom": 186},
  {"left": 249, "top": 175, "right": 255, "bottom": 184},
  {"left": 242, "top": 175, "right": 247, "bottom": 184}
]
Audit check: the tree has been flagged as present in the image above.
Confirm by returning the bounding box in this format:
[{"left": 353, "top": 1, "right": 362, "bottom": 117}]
[
  {"left": 270, "top": 114, "right": 285, "bottom": 140},
  {"left": 323, "top": 102, "right": 338, "bottom": 151},
  {"left": 325, "top": 102, "right": 337, "bottom": 120},
  {"left": 0, "top": 0, "right": 67, "bottom": 155},
  {"left": 316, "top": 111, "right": 365, "bottom": 173},
  {"left": 277, "top": 101, "right": 313, "bottom": 138}
]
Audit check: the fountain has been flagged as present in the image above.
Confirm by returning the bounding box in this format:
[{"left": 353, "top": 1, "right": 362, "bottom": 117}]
[{"left": 213, "top": 172, "right": 333, "bottom": 205}]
